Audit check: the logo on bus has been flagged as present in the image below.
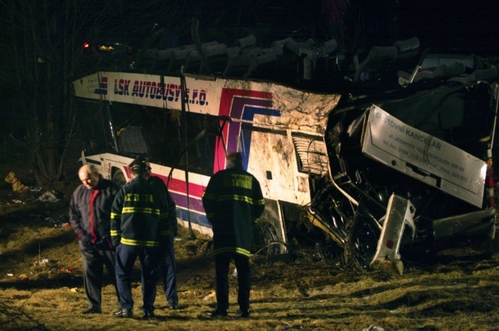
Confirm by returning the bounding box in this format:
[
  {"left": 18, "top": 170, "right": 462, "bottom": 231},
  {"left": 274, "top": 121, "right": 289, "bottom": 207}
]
[
  {"left": 94, "top": 76, "right": 208, "bottom": 105},
  {"left": 215, "top": 88, "right": 280, "bottom": 172}
]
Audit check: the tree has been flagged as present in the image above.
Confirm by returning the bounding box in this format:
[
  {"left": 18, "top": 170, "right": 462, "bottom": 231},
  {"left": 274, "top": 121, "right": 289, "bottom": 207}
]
[
  {"left": 0, "top": 0, "right": 201, "bottom": 185},
  {"left": 0, "top": 0, "right": 105, "bottom": 184}
]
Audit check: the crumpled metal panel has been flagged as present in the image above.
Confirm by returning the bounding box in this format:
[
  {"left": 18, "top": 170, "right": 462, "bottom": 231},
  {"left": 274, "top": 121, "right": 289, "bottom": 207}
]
[
  {"left": 362, "top": 105, "right": 486, "bottom": 208},
  {"left": 292, "top": 136, "right": 328, "bottom": 176}
]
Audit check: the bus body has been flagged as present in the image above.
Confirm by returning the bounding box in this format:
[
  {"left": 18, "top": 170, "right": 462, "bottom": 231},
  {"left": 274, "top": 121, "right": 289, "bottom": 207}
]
[
  {"left": 73, "top": 41, "right": 499, "bottom": 272},
  {"left": 73, "top": 71, "right": 340, "bottom": 244}
]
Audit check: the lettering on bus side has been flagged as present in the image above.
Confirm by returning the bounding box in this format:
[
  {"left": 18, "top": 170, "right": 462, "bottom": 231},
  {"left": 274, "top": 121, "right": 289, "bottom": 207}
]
[{"left": 112, "top": 78, "right": 208, "bottom": 105}]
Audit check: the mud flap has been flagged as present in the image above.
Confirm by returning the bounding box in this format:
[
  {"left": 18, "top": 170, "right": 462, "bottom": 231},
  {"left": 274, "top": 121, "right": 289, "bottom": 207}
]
[{"left": 370, "top": 194, "right": 416, "bottom": 275}]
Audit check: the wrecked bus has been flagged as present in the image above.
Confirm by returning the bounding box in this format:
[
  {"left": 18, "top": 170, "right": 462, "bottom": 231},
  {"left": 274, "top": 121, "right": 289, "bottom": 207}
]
[
  {"left": 72, "top": 36, "right": 499, "bottom": 273},
  {"left": 72, "top": 71, "right": 340, "bottom": 250}
]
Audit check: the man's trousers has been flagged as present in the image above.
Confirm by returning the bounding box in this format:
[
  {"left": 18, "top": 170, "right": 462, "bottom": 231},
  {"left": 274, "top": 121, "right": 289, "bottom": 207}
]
[
  {"left": 115, "top": 244, "right": 160, "bottom": 312},
  {"left": 214, "top": 252, "right": 251, "bottom": 311},
  {"left": 161, "top": 234, "right": 178, "bottom": 304},
  {"left": 79, "top": 240, "right": 119, "bottom": 310}
]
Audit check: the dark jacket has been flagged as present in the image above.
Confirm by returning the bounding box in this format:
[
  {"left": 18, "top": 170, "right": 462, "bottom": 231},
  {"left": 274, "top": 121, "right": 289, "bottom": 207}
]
[
  {"left": 69, "top": 176, "right": 120, "bottom": 247},
  {"left": 148, "top": 175, "right": 178, "bottom": 236},
  {"left": 202, "top": 162, "right": 265, "bottom": 257},
  {"left": 110, "top": 175, "right": 169, "bottom": 247}
]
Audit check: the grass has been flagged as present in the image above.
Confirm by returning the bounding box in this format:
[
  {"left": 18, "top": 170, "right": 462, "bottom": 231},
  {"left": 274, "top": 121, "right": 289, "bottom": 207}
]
[{"left": 1, "top": 164, "right": 499, "bottom": 330}]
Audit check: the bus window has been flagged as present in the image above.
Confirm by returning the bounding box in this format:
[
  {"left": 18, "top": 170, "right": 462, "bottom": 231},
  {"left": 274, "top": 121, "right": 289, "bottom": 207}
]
[
  {"left": 175, "top": 112, "right": 217, "bottom": 176},
  {"left": 117, "top": 126, "right": 148, "bottom": 155},
  {"left": 107, "top": 102, "right": 216, "bottom": 175},
  {"left": 76, "top": 100, "right": 114, "bottom": 154}
]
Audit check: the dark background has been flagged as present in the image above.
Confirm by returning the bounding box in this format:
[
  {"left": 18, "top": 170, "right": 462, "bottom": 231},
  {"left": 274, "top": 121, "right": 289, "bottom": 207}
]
[
  {"left": 0, "top": 1, "right": 494, "bottom": 192},
  {"left": 199, "top": 0, "right": 499, "bottom": 52}
]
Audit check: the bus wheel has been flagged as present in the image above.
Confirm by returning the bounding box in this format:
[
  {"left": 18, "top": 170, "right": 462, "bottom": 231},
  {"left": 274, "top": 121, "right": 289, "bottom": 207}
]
[
  {"left": 343, "top": 215, "right": 379, "bottom": 271},
  {"left": 253, "top": 220, "right": 282, "bottom": 258},
  {"left": 112, "top": 169, "right": 127, "bottom": 187}
]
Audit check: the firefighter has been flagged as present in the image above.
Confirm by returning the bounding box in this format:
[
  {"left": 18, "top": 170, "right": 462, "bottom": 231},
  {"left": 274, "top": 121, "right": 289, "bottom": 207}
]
[
  {"left": 110, "top": 157, "right": 170, "bottom": 319},
  {"left": 202, "top": 152, "right": 265, "bottom": 318},
  {"left": 69, "top": 164, "right": 121, "bottom": 314},
  {"left": 139, "top": 153, "right": 180, "bottom": 310}
]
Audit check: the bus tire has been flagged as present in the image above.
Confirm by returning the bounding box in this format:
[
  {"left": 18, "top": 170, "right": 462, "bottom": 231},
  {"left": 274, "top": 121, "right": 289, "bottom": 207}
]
[
  {"left": 253, "top": 219, "right": 282, "bottom": 258},
  {"left": 343, "top": 215, "right": 380, "bottom": 271}
]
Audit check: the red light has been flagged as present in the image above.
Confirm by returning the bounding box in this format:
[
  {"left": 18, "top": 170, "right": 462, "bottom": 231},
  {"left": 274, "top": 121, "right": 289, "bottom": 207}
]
[{"left": 83, "top": 42, "right": 90, "bottom": 49}]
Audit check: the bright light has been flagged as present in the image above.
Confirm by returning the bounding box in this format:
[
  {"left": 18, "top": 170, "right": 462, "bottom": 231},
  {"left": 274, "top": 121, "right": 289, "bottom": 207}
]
[{"left": 99, "top": 45, "right": 115, "bottom": 52}]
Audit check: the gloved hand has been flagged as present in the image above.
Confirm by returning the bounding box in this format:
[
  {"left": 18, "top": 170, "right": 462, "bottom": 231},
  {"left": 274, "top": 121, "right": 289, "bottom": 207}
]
[
  {"left": 78, "top": 232, "right": 93, "bottom": 246},
  {"left": 101, "top": 236, "right": 114, "bottom": 249},
  {"left": 112, "top": 237, "right": 121, "bottom": 248}
]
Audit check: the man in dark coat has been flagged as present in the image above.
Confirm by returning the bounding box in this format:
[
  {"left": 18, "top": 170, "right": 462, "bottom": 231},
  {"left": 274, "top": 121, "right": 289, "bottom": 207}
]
[
  {"left": 69, "top": 164, "right": 121, "bottom": 314},
  {"left": 202, "top": 152, "right": 265, "bottom": 318},
  {"left": 110, "top": 157, "right": 170, "bottom": 319}
]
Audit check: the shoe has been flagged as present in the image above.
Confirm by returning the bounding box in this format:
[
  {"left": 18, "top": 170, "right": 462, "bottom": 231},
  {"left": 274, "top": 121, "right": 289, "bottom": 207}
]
[
  {"left": 82, "top": 307, "right": 101, "bottom": 314},
  {"left": 113, "top": 308, "right": 133, "bottom": 318},
  {"left": 142, "top": 310, "right": 155, "bottom": 319},
  {"left": 235, "top": 309, "right": 250, "bottom": 318},
  {"left": 168, "top": 301, "right": 178, "bottom": 310},
  {"left": 205, "top": 309, "right": 228, "bottom": 318}
]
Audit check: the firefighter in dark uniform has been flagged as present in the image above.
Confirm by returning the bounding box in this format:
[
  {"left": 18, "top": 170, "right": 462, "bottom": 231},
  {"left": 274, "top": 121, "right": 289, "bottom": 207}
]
[
  {"left": 146, "top": 163, "right": 179, "bottom": 310},
  {"left": 202, "top": 152, "right": 265, "bottom": 318},
  {"left": 135, "top": 153, "right": 180, "bottom": 310},
  {"left": 110, "top": 157, "right": 170, "bottom": 319},
  {"left": 69, "top": 164, "right": 121, "bottom": 314}
]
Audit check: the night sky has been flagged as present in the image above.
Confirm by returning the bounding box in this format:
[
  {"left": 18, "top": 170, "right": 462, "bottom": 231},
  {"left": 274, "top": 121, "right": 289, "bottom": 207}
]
[
  {"left": 222, "top": 0, "right": 499, "bottom": 53},
  {"left": 396, "top": 0, "right": 498, "bottom": 52}
]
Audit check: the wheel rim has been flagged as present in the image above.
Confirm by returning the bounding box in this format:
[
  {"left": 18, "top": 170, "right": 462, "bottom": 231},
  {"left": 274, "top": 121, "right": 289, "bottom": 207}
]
[{"left": 253, "top": 221, "right": 282, "bottom": 257}]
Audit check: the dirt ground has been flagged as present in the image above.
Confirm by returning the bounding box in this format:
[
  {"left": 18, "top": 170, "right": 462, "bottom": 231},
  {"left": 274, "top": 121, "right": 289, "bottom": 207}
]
[{"left": 1, "top": 152, "right": 499, "bottom": 331}]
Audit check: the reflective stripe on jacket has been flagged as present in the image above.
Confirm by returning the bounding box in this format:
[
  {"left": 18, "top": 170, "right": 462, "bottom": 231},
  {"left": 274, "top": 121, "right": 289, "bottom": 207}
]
[
  {"left": 202, "top": 163, "right": 265, "bottom": 257},
  {"left": 111, "top": 176, "right": 169, "bottom": 247}
]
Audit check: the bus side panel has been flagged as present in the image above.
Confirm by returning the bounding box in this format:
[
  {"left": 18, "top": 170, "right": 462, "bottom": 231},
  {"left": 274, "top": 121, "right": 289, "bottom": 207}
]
[
  {"left": 245, "top": 127, "right": 312, "bottom": 253},
  {"left": 246, "top": 129, "right": 311, "bottom": 205}
]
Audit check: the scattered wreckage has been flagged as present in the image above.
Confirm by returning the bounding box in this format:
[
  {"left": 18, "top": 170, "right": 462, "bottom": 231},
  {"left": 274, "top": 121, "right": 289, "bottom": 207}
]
[{"left": 73, "top": 24, "right": 499, "bottom": 274}]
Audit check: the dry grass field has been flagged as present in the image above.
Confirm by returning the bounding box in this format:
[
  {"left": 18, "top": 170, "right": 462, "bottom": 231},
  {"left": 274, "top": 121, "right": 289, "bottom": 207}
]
[{"left": 1, "top": 150, "right": 499, "bottom": 331}]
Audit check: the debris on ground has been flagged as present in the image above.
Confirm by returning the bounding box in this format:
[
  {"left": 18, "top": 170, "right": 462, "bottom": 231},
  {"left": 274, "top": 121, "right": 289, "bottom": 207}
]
[
  {"left": 30, "top": 185, "right": 42, "bottom": 192},
  {"left": 4, "top": 171, "right": 28, "bottom": 193},
  {"left": 46, "top": 217, "right": 70, "bottom": 228},
  {"left": 39, "top": 190, "right": 62, "bottom": 203},
  {"left": 363, "top": 326, "right": 385, "bottom": 331}
]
